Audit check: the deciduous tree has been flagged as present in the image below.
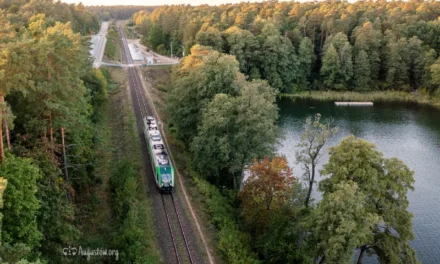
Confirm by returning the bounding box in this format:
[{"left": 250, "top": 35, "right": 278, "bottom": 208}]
[
  {"left": 196, "top": 26, "right": 223, "bottom": 51},
  {"left": 224, "top": 26, "right": 260, "bottom": 77},
  {"left": 191, "top": 79, "right": 279, "bottom": 188},
  {"left": 240, "top": 156, "right": 294, "bottom": 234},
  {"left": 319, "top": 136, "right": 419, "bottom": 264},
  {"left": 169, "top": 45, "right": 241, "bottom": 141},
  {"left": 296, "top": 113, "right": 338, "bottom": 208},
  {"left": 311, "top": 181, "right": 381, "bottom": 264},
  {"left": 0, "top": 154, "right": 42, "bottom": 252},
  {"left": 259, "top": 23, "right": 299, "bottom": 92}
]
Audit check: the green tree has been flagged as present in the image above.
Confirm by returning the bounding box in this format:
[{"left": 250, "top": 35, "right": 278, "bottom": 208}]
[
  {"left": 0, "top": 154, "right": 42, "bottom": 252},
  {"left": 353, "top": 50, "right": 371, "bottom": 91},
  {"left": 0, "top": 41, "right": 34, "bottom": 163},
  {"left": 430, "top": 57, "right": 440, "bottom": 93},
  {"left": 196, "top": 26, "right": 223, "bottom": 51},
  {"left": 259, "top": 23, "right": 298, "bottom": 92},
  {"left": 0, "top": 177, "right": 6, "bottom": 242},
  {"left": 383, "top": 31, "right": 409, "bottom": 90},
  {"left": 169, "top": 45, "right": 241, "bottom": 142},
  {"left": 230, "top": 80, "right": 279, "bottom": 187},
  {"left": 421, "top": 49, "right": 437, "bottom": 93},
  {"left": 407, "top": 36, "right": 425, "bottom": 89},
  {"left": 320, "top": 44, "right": 341, "bottom": 90},
  {"left": 320, "top": 136, "right": 419, "bottom": 264},
  {"left": 29, "top": 149, "right": 79, "bottom": 262},
  {"left": 147, "top": 23, "right": 166, "bottom": 50},
  {"left": 331, "top": 32, "right": 353, "bottom": 87},
  {"left": 224, "top": 26, "right": 260, "bottom": 77},
  {"left": 353, "top": 21, "right": 382, "bottom": 86},
  {"left": 296, "top": 37, "right": 315, "bottom": 91},
  {"left": 191, "top": 79, "right": 279, "bottom": 188},
  {"left": 311, "top": 181, "right": 381, "bottom": 264},
  {"left": 190, "top": 93, "right": 234, "bottom": 183},
  {"left": 295, "top": 113, "right": 338, "bottom": 208}
]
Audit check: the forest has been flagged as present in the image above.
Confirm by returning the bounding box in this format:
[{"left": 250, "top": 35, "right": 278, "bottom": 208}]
[
  {"left": 130, "top": 1, "right": 431, "bottom": 263},
  {"left": 162, "top": 42, "right": 419, "bottom": 264},
  {"left": 132, "top": 0, "right": 440, "bottom": 95},
  {"left": 0, "top": 1, "right": 109, "bottom": 263},
  {"left": 87, "top": 5, "right": 157, "bottom": 21},
  {"left": 0, "top": 0, "right": 432, "bottom": 263}
]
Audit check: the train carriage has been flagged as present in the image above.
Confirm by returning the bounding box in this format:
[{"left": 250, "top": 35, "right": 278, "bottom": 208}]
[{"left": 143, "top": 116, "right": 174, "bottom": 192}]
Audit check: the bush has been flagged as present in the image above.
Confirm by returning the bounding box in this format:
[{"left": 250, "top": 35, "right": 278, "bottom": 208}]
[
  {"left": 109, "top": 161, "right": 159, "bottom": 263},
  {"left": 193, "top": 177, "right": 260, "bottom": 264}
]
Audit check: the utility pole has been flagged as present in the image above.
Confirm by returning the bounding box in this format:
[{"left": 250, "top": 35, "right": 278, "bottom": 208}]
[
  {"left": 61, "top": 127, "right": 69, "bottom": 184},
  {"left": 170, "top": 41, "right": 173, "bottom": 57}
]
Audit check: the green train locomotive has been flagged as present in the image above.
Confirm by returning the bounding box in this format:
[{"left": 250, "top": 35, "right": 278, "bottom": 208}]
[{"left": 143, "top": 116, "right": 174, "bottom": 193}]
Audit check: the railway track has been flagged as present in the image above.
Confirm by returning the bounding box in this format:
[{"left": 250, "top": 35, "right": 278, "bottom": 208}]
[
  {"left": 117, "top": 24, "right": 194, "bottom": 264},
  {"left": 161, "top": 194, "right": 194, "bottom": 264}
]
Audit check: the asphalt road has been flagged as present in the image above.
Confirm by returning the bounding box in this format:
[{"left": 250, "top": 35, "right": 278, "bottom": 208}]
[
  {"left": 118, "top": 23, "right": 206, "bottom": 264},
  {"left": 91, "top": 22, "right": 108, "bottom": 68}
]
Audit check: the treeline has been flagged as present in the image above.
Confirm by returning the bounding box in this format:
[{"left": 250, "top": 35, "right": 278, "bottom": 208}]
[
  {"left": 133, "top": 1, "right": 440, "bottom": 94},
  {"left": 167, "top": 24, "right": 418, "bottom": 264},
  {"left": 0, "top": 2, "right": 107, "bottom": 263},
  {"left": 87, "top": 5, "right": 157, "bottom": 21},
  {"left": 0, "top": 1, "right": 99, "bottom": 35}
]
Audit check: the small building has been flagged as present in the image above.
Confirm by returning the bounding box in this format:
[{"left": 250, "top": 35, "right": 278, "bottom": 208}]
[
  {"left": 128, "top": 44, "right": 143, "bottom": 61},
  {"left": 145, "top": 56, "right": 154, "bottom": 65}
]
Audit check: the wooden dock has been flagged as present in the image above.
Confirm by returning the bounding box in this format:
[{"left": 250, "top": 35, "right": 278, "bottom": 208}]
[{"left": 335, "top": 102, "right": 373, "bottom": 106}]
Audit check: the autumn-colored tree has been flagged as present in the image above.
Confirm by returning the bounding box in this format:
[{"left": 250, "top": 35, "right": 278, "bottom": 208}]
[
  {"left": 132, "top": 1, "right": 440, "bottom": 93},
  {"left": 240, "top": 156, "right": 294, "bottom": 235}
]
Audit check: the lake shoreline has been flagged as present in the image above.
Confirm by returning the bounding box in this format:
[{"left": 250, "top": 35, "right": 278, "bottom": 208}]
[
  {"left": 280, "top": 91, "right": 440, "bottom": 109},
  {"left": 277, "top": 97, "right": 440, "bottom": 263}
]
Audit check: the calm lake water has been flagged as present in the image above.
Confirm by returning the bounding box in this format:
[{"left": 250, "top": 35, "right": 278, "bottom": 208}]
[{"left": 277, "top": 97, "right": 440, "bottom": 263}]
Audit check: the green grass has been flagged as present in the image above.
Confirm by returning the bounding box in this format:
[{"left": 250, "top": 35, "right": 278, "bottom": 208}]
[{"left": 282, "top": 90, "right": 440, "bottom": 108}]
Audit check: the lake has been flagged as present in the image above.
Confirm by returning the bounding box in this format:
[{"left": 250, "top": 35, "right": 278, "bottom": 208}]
[{"left": 277, "top": 97, "right": 440, "bottom": 263}]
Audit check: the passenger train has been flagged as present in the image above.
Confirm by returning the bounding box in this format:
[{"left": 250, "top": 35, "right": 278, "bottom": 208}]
[{"left": 143, "top": 116, "right": 174, "bottom": 193}]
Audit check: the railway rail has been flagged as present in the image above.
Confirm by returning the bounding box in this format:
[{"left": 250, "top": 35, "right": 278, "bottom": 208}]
[{"left": 118, "top": 24, "right": 194, "bottom": 264}]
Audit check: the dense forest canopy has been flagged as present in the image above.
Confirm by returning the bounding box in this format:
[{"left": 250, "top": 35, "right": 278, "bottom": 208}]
[
  {"left": 0, "top": 0, "right": 99, "bottom": 34},
  {"left": 133, "top": 0, "right": 440, "bottom": 94},
  {"left": 0, "top": 0, "right": 107, "bottom": 262},
  {"left": 87, "top": 5, "right": 157, "bottom": 21}
]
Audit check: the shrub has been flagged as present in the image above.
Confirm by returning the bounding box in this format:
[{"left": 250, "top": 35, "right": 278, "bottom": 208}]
[{"left": 193, "top": 177, "right": 260, "bottom": 264}]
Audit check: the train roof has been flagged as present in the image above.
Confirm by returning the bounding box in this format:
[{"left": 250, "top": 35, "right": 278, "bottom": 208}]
[{"left": 145, "top": 116, "right": 171, "bottom": 167}]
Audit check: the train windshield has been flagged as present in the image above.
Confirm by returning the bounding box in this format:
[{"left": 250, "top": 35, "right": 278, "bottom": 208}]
[{"left": 160, "top": 166, "right": 172, "bottom": 186}]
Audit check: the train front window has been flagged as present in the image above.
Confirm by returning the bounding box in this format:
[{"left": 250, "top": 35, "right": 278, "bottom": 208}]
[{"left": 160, "top": 167, "right": 172, "bottom": 186}]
